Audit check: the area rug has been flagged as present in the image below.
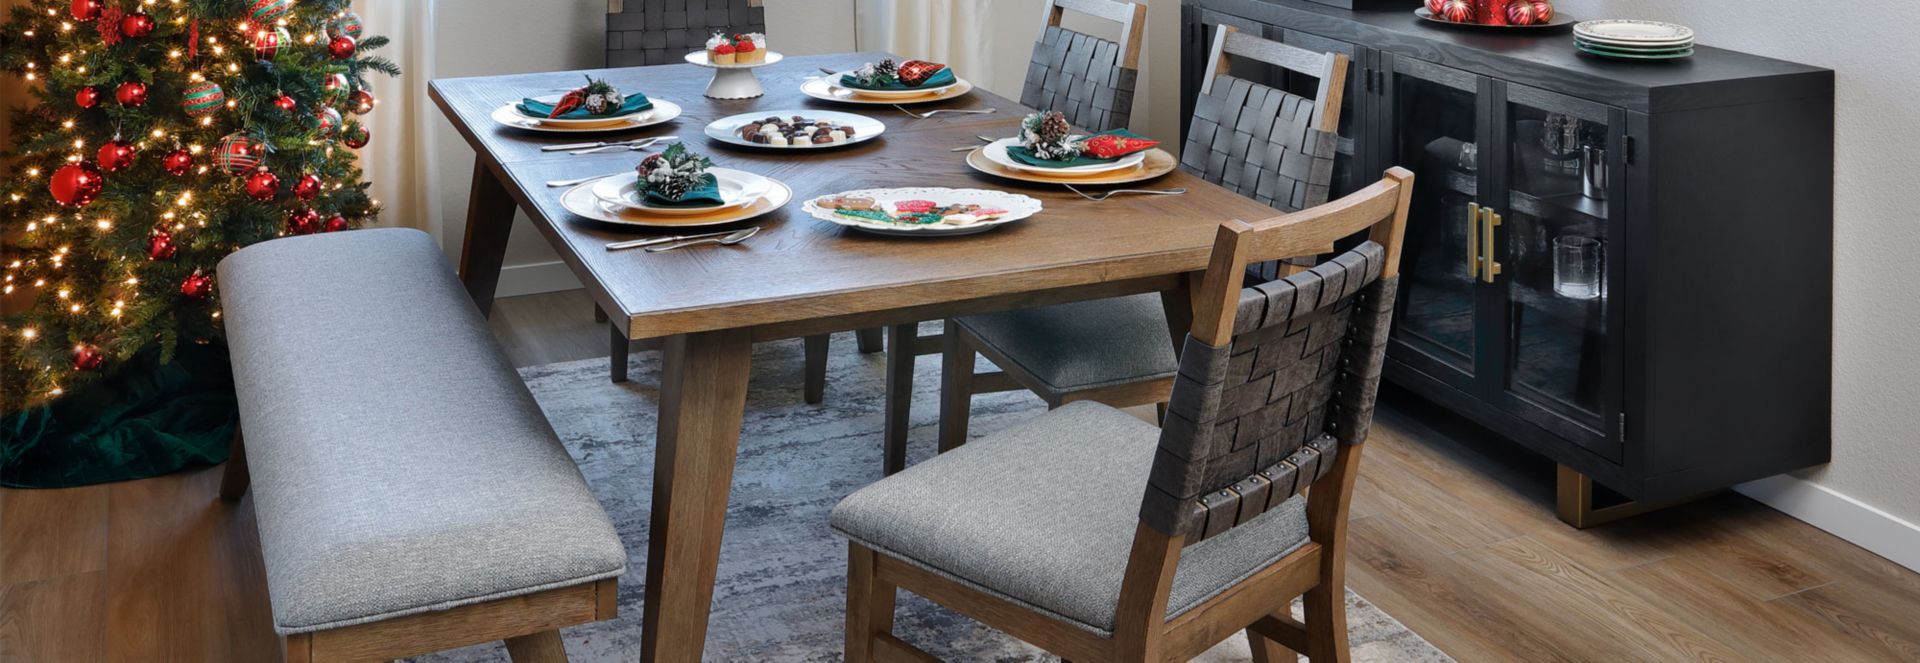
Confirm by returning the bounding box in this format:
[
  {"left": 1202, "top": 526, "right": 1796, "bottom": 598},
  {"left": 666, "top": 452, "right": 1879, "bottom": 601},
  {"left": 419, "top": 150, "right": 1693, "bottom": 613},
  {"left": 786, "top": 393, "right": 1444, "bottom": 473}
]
[{"left": 419, "top": 332, "right": 1452, "bottom": 662}]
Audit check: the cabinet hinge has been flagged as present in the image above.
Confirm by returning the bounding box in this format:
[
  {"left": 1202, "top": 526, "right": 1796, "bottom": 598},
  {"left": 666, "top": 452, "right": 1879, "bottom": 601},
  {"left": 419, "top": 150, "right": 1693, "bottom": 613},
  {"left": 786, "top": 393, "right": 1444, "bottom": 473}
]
[{"left": 1618, "top": 412, "right": 1628, "bottom": 440}]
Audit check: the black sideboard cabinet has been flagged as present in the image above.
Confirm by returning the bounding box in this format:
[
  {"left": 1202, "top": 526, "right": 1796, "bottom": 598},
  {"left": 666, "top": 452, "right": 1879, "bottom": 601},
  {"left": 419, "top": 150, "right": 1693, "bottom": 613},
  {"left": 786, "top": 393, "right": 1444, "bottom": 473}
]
[{"left": 1180, "top": 0, "right": 1834, "bottom": 525}]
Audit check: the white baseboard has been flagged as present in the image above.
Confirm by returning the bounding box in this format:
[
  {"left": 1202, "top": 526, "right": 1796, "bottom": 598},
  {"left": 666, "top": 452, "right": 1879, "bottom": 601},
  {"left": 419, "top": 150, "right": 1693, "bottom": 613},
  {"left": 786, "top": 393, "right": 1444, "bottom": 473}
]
[
  {"left": 1737, "top": 475, "right": 1920, "bottom": 574},
  {"left": 495, "top": 260, "right": 583, "bottom": 298}
]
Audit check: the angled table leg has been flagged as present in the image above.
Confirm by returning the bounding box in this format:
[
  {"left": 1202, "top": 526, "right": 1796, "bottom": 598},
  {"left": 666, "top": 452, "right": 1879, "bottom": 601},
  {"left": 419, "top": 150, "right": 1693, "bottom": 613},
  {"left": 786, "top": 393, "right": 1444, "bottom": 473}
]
[
  {"left": 457, "top": 156, "right": 517, "bottom": 318},
  {"left": 642, "top": 328, "right": 754, "bottom": 663}
]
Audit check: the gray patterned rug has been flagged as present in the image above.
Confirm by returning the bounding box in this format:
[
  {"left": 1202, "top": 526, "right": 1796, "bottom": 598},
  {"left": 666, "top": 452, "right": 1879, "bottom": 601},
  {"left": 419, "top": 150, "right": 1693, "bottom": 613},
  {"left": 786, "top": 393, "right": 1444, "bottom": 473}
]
[{"left": 419, "top": 332, "right": 1451, "bottom": 662}]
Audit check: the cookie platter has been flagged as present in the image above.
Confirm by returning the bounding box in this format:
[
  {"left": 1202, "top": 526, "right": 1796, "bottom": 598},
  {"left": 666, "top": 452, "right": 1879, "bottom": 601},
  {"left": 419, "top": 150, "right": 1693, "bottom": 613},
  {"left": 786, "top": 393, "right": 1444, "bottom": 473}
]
[
  {"left": 703, "top": 110, "right": 885, "bottom": 150},
  {"left": 803, "top": 187, "right": 1042, "bottom": 237}
]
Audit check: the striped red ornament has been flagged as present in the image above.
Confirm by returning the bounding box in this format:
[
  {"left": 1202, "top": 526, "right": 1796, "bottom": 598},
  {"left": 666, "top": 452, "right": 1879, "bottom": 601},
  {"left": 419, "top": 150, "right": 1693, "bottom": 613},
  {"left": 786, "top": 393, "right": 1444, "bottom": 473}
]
[{"left": 216, "top": 133, "right": 262, "bottom": 176}]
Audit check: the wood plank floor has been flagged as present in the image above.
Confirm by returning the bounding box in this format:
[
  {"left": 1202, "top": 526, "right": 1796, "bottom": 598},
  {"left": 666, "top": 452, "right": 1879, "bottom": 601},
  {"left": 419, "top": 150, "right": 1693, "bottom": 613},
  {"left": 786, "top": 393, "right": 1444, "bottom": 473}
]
[{"left": 2, "top": 288, "right": 1916, "bottom": 662}]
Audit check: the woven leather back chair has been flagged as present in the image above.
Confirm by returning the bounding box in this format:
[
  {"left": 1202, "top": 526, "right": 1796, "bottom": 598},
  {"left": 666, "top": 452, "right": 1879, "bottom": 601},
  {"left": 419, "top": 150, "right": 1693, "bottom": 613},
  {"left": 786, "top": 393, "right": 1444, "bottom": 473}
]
[
  {"left": 1020, "top": 0, "right": 1147, "bottom": 131},
  {"left": 834, "top": 168, "right": 1412, "bottom": 662},
  {"left": 605, "top": 0, "right": 765, "bottom": 68},
  {"left": 1182, "top": 24, "right": 1347, "bottom": 213}
]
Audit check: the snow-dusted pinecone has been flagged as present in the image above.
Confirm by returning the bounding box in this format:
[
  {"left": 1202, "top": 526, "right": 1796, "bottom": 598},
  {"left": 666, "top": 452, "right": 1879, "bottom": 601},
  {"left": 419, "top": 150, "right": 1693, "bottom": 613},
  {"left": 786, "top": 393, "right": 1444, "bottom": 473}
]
[{"left": 1021, "top": 110, "right": 1082, "bottom": 160}]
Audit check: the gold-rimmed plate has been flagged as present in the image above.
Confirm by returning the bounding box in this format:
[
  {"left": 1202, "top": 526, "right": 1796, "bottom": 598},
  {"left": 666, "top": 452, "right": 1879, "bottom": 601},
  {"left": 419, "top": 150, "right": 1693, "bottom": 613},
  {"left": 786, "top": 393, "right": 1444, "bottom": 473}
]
[
  {"left": 800, "top": 77, "right": 975, "bottom": 106},
  {"left": 965, "top": 147, "right": 1178, "bottom": 186},
  {"left": 561, "top": 176, "right": 792, "bottom": 228}
]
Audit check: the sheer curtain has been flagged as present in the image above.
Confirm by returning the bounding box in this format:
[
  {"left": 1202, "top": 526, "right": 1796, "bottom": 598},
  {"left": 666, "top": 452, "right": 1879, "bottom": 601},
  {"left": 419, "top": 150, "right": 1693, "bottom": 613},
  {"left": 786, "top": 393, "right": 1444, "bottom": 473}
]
[
  {"left": 355, "top": 0, "right": 440, "bottom": 242},
  {"left": 855, "top": 0, "right": 1010, "bottom": 94}
]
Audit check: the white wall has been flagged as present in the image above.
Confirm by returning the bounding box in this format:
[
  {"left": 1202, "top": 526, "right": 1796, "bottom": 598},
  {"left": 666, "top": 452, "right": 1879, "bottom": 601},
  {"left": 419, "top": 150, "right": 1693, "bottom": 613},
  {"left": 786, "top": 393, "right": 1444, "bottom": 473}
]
[
  {"left": 431, "top": 0, "right": 854, "bottom": 295},
  {"left": 1548, "top": 0, "right": 1920, "bottom": 554}
]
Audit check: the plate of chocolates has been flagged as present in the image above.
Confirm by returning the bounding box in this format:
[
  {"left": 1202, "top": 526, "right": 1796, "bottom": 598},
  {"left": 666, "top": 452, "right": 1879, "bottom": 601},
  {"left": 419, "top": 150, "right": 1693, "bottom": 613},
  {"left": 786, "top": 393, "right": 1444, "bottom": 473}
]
[{"left": 703, "top": 110, "right": 885, "bottom": 150}]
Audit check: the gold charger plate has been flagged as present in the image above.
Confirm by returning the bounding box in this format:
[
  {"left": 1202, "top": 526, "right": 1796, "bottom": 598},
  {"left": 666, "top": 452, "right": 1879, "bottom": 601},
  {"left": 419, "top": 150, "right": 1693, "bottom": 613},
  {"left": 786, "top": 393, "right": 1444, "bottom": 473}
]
[
  {"left": 800, "top": 77, "right": 976, "bottom": 106},
  {"left": 562, "top": 177, "right": 792, "bottom": 228},
  {"left": 965, "top": 147, "right": 1177, "bottom": 185}
]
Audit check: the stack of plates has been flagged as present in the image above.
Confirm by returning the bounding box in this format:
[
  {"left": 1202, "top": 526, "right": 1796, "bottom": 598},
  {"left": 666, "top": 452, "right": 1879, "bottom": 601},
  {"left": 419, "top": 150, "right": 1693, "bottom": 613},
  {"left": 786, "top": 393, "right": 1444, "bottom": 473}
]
[
  {"left": 561, "top": 167, "right": 793, "bottom": 228},
  {"left": 1573, "top": 20, "right": 1694, "bottom": 60}
]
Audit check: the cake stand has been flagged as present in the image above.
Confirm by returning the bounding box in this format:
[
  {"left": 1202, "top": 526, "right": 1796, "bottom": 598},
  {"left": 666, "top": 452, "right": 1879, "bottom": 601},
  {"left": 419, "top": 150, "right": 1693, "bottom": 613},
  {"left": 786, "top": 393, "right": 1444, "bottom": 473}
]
[{"left": 683, "top": 51, "right": 785, "bottom": 100}]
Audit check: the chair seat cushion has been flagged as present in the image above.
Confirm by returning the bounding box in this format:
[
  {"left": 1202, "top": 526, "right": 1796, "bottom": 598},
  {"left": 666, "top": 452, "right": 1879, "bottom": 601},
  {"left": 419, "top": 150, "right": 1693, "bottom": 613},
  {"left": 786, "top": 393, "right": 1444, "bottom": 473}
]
[
  {"left": 218, "top": 228, "right": 627, "bottom": 634},
  {"left": 830, "top": 402, "right": 1311, "bottom": 636},
  {"left": 954, "top": 294, "right": 1178, "bottom": 398}
]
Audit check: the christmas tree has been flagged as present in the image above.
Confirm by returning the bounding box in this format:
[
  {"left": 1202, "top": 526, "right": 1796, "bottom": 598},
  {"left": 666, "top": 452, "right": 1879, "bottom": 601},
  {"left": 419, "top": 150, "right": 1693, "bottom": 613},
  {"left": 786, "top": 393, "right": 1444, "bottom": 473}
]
[{"left": 0, "top": 0, "right": 398, "bottom": 411}]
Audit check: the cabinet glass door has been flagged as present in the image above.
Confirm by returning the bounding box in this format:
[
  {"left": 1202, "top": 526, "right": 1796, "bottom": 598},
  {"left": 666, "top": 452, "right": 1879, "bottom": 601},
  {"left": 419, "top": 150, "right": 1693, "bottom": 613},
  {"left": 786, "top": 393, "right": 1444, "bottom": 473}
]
[
  {"left": 1381, "top": 55, "right": 1487, "bottom": 394},
  {"left": 1493, "top": 84, "right": 1623, "bottom": 449}
]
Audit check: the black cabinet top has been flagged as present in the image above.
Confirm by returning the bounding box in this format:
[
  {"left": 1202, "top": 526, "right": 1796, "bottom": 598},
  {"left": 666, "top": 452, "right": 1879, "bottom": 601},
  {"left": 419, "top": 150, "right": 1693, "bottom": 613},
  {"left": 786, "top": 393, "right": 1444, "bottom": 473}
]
[{"left": 1192, "top": 0, "right": 1833, "bottom": 113}]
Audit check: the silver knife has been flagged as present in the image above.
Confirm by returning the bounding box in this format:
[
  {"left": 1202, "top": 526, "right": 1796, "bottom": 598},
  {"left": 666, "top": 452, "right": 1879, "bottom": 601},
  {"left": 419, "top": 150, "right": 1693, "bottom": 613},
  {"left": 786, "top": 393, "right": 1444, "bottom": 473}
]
[
  {"left": 606, "top": 227, "right": 749, "bottom": 251},
  {"left": 542, "top": 136, "right": 674, "bottom": 152}
]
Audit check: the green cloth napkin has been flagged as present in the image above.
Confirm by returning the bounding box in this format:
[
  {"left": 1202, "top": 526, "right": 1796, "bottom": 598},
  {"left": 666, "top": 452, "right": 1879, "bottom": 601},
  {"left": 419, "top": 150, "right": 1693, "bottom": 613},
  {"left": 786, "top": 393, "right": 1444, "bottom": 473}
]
[
  {"left": 643, "top": 174, "right": 724, "bottom": 207},
  {"left": 1006, "top": 129, "right": 1151, "bottom": 168},
  {"left": 839, "top": 67, "right": 957, "bottom": 91},
  {"left": 516, "top": 92, "right": 653, "bottom": 120}
]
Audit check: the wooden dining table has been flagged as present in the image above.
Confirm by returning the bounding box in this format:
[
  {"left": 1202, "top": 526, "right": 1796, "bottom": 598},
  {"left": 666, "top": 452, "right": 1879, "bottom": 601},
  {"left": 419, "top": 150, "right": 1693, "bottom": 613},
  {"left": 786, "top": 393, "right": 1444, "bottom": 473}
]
[{"left": 429, "top": 51, "right": 1294, "bottom": 662}]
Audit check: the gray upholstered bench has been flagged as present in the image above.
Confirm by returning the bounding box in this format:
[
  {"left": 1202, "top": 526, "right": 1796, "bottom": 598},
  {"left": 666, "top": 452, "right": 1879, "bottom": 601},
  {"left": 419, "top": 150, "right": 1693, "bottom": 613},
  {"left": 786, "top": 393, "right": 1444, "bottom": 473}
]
[{"left": 215, "top": 228, "right": 627, "bottom": 662}]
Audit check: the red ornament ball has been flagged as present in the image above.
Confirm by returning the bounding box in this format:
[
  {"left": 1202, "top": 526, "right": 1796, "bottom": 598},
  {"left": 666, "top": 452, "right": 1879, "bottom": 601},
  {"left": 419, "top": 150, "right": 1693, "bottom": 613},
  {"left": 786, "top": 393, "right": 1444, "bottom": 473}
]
[
  {"left": 293, "top": 174, "right": 323, "bottom": 201},
  {"left": 148, "top": 231, "right": 178, "bottom": 260},
  {"left": 162, "top": 148, "right": 194, "bottom": 176},
  {"left": 114, "top": 81, "right": 148, "bottom": 107},
  {"left": 327, "top": 35, "right": 357, "bottom": 60},
  {"left": 1506, "top": 0, "right": 1541, "bottom": 25},
  {"left": 273, "top": 93, "right": 298, "bottom": 113},
  {"left": 322, "top": 73, "right": 349, "bottom": 96},
  {"left": 96, "top": 139, "right": 137, "bottom": 172},
  {"left": 1440, "top": 0, "right": 1474, "bottom": 22},
  {"left": 73, "top": 345, "right": 107, "bottom": 371},
  {"left": 216, "top": 133, "right": 262, "bottom": 175},
  {"left": 252, "top": 27, "right": 288, "bottom": 59},
  {"left": 315, "top": 107, "right": 342, "bottom": 137},
  {"left": 180, "top": 270, "right": 214, "bottom": 299},
  {"left": 70, "top": 0, "right": 101, "bottom": 21},
  {"left": 323, "top": 214, "right": 349, "bottom": 233},
  {"left": 285, "top": 207, "right": 321, "bottom": 235},
  {"left": 75, "top": 86, "right": 100, "bottom": 109},
  {"left": 1526, "top": 0, "right": 1553, "bottom": 22},
  {"left": 1425, "top": 0, "right": 1447, "bottom": 14},
  {"left": 1476, "top": 0, "right": 1509, "bottom": 25},
  {"left": 348, "top": 89, "right": 376, "bottom": 114},
  {"left": 245, "top": 167, "right": 281, "bottom": 202},
  {"left": 120, "top": 11, "right": 155, "bottom": 38},
  {"left": 343, "top": 125, "right": 370, "bottom": 149},
  {"left": 49, "top": 162, "right": 105, "bottom": 207}
]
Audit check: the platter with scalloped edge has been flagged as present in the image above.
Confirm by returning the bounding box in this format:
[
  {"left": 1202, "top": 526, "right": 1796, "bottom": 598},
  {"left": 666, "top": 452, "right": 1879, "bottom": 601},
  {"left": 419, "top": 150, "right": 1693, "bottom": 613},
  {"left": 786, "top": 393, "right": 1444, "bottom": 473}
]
[{"left": 803, "top": 187, "right": 1042, "bottom": 237}]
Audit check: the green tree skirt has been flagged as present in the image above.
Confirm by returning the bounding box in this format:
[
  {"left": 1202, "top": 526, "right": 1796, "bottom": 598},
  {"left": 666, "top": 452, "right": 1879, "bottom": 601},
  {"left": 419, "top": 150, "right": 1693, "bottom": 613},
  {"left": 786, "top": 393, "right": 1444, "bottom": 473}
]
[{"left": 1, "top": 342, "right": 236, "bottom": 488}]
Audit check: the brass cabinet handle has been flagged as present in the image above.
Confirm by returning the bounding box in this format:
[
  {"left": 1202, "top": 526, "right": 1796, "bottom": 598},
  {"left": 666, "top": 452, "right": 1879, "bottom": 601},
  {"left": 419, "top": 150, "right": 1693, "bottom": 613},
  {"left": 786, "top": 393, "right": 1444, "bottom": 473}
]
[
  {"left": 1481, "top": 208, "right": 1503, "bottom": 283},
  {"left": 1467, "top": 202, "right": 1481, "bottom": 279}
]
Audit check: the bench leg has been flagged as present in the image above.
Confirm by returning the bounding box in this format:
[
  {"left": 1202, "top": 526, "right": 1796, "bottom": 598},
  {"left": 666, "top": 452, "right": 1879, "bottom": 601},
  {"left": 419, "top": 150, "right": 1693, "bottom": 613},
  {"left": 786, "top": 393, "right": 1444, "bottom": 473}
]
[
  {"left": 882, "top": 323, "right": 916, "bottom": 475},
  {"left": 803, "top": 334, "right": 829, "bottom": 405},
  {"left": 644, "top": 329, "right": 753, "bottom": 663},
  {"left": 219, "top": 426, "right": 249, "bottom": 502},
  {"left": 610, "top": 324, "right": 630, "bottom": 384},
  {"left": 504, "top": 630, "right": 568, "bottom": 663}
]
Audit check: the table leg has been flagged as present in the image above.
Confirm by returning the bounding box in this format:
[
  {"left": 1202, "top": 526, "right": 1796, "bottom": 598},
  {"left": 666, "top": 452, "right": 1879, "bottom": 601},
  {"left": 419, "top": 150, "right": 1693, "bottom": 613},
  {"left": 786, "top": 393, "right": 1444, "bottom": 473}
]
[
  {"left": 882, "top": 323, "right": 916, "bottom": 475},
  {"left": 642, "top": 328, "right": 753, "bottom": 663},
  {"left": 457, "top": 156, "right": 516, "bottom": 317},
  {"left": 1158, "top": 273, "right": 1198, "bottom": 352},
  {"left": 609, "top": 324, "right": 631, "bottom": 384}
]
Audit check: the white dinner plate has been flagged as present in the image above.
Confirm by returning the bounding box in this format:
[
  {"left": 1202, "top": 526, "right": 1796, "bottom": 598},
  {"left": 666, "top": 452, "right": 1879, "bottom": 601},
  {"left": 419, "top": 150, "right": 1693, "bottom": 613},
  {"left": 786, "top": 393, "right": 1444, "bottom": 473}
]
[
  {"left": 828, "top": 78, "right": 961, "bottom": 100},
  {"left": 1573, "top": 20, "right": 1694, "bottom": 44},
  {"left": 490, "top": 99, "right": 682, "bottom": 133},
  {"left": 590, "top": 167, "right": 773, "bottom": 215},
  {"left": 512, "top": 94, "right": 657, "bottom": 128},
  {"left": 561, "top": 177, "right": 792, "bottom": 228},
  {"left": 982, "top": 137, "right": 1148, "bottom": 176},
  {"left": 802, "top": 187, "right": 1042, "bottom": 237},
  {"left": 703, "top": 110, "right": 885, "bottom": 150},
  {"left": 799, "top": 77, "right": 976, "bottom": 106}
]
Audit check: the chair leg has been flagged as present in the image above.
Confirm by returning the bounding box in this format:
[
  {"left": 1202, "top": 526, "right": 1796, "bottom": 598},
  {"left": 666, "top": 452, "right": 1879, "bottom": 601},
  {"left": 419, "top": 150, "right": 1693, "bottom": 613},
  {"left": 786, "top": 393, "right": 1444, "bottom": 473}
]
[
  {"left": 845, "top": 543, "right": 897, "bottom": 663},
  {"left": 504, "top": 629, "right": 568, "bottom": 663},
  {"left": 609, "top": 324, "right": 630, "bottom": 384},
  {"left": 937, "top": 322, "right": 974, "bottom": 453},
  {"left": 1248, "top": 625, "right": 1295, "bottom": 663},
  {"left": 1303, "top": 581, "right": 1349, "bottom": 663},
  {"left": 218, "top": 426, "right": 249, "bottom": 502},
  {"left": 803, "top": 334, "right": 830, "bottom": 405},
  {"left": 881, "top": 323, "right": 916, "bottom": 475},
  {"left": 856, "top": 327, "right": 885, "bottom": 354}
]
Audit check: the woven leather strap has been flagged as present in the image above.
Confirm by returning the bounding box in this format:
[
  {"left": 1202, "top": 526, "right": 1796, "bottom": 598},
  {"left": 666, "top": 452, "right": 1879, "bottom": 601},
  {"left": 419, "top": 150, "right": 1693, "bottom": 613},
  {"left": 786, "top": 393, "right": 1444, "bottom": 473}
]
[
  {"left": 1021, "top": 26, "right": 1140, "bottom": 132},
  {"left": 1180, "top": 75, "right": 1339, "bottom": 214},
  {"left": 606, "top": 0, "right": 765, "bottom": 68}
]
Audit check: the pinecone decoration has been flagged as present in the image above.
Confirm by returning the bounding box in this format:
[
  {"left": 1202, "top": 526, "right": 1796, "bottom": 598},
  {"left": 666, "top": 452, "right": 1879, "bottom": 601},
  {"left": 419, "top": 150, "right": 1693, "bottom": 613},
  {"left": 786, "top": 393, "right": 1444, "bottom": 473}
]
[
  {"left": 581, "top": 76, "right": 623, "bottom": 114},
  {"left": 636, "top": 143, "right": 713, "bottom": 201},
  {"left": 849, "top": 58, "right": 901, "bottom": 87},
  {"left": 1021, "top": 110, "right": 1081, "bottom": 160}
]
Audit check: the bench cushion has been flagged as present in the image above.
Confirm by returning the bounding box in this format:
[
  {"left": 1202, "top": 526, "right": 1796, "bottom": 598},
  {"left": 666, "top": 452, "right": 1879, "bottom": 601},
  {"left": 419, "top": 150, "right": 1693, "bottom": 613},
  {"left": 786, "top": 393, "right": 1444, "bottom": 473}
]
[{"left": 219, "top": 228, "right": 627, "bottom": 634}]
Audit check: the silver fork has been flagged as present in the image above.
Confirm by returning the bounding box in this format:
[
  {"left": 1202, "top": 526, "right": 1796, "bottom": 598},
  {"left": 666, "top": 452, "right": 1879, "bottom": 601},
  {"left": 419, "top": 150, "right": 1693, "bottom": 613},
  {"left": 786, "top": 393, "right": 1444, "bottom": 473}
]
[
  {"left": 644, "top": 226, "right": 760, "bottom": 252},
  {"left": 1064, "top": 185, "right": 1188, "bottom": 201},
  {"left": 570, "top": 136, "right": 675, "bottom": 155},
  {"left": 896, "top": 104, "right": 996, "bottom": 119}
]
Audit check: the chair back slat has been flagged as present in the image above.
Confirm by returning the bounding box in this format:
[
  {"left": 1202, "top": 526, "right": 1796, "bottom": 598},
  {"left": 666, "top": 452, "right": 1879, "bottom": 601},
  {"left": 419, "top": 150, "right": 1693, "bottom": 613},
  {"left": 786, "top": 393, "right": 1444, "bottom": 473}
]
[
  {"left": 1138, "top": 168, "right": 1413, "bottom": 543},
  {"left": 1182, "top": 25, "right": 1350, "bottom": 214},
  {"left": 1021, "top": 0, "right": 1146, "bottom": 131},
  {"left": 606, "top": 0, "right": 764, "bottom": 68}
]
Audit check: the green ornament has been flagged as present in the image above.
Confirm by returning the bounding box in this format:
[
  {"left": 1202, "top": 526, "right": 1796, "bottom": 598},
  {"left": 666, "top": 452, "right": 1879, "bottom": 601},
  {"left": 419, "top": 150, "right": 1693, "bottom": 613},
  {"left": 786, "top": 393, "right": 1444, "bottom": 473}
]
[{"left": 182, "top": 80, "right": 225, "bottom": 117}]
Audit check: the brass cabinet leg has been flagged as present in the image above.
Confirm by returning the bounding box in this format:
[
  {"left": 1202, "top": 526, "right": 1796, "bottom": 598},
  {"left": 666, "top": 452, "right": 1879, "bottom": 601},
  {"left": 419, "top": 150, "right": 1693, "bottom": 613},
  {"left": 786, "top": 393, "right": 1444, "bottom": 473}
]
[{"left": 1555, "top": 464, "right": 1700, "bottom": 528}]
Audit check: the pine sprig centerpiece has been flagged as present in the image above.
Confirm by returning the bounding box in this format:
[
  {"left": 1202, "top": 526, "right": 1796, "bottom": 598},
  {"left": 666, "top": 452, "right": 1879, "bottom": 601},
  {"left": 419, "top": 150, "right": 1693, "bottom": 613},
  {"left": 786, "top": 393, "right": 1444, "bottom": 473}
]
[
  {"left": 1, "top": 0, "right": 400, "bottom": 409},
  {"left": 846, "top": 58, "right": 900, "bottom": 88},
  {"left": 636, "top": 143, "right": 713, "bottom": 201},
  {"left": 1020, "top": 110, "right": 1081, "bottom": 161}
]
